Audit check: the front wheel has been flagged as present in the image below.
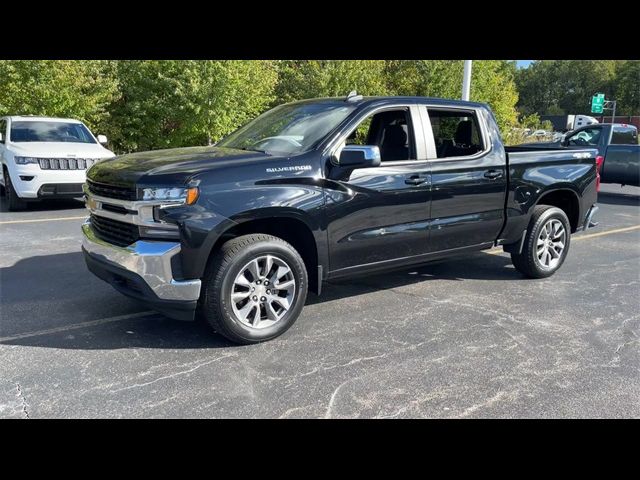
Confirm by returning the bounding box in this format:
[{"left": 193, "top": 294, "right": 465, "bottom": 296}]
[
  {"left": 511, "top": 205, "right": 571, "bottom": 279},
  {"left": 3, "top": 169, "right": 27, "bottom": 211},
  {"left": 200, "top": 233, "right": 308, "bottom": 344}
]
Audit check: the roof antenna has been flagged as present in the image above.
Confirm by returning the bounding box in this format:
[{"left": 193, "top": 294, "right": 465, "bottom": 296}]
[{"left": 346, "top": 90, "right": 363, "bottom": 102}]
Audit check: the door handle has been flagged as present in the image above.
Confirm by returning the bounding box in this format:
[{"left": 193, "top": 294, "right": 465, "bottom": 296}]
[
  {"left": 483, "top": 169, "right": 503, "bottom": 180},
  {"left": 405, "top": 174, "right": 428, "bottom": 185}
]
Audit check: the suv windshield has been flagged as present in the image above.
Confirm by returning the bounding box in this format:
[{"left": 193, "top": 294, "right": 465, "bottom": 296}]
[
  {"left": 217, "top": 102, "right": 356, "bottom": 155},
  {"left": 10, "top": 121, "right": 96, "bottom": 143}
]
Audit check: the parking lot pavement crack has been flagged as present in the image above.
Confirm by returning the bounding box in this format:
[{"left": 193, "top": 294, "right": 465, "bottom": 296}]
[
  {"left": 456, "top": 390, "right": 509, "bottom": 418},
  {"left": 324, "top": 377, "right": 355, "bottom": 419},
  {"left": 109, "top": 353, "right": 236, "bottom": 393},
  {"left": 15, "top": 383, "right": 29, "bottom": 419}
]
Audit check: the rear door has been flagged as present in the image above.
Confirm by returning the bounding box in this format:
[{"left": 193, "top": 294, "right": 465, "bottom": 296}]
[
  {"left": 420, "top": 105, "right": 507, "bottom": 252},
  {"left": 602, "top": 126, "right": 640, "bottom": 186}
]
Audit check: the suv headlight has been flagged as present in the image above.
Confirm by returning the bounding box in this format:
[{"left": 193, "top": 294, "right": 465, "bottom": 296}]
[
  {"left": 141, "top": 186, "right": 199, "bottom": 205},
  {"left": 14, "top": 156, "right": 39, "bottom": 165}
]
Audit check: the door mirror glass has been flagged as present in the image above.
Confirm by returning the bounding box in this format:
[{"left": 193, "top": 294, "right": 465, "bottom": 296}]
[{"left": 338, "top": 145, "right": 381, "bottom": 168}]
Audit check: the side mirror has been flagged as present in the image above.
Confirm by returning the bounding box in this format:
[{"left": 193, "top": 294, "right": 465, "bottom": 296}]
[
  {"left": 338, "top": 145, "right": 381, "bottom": 168},
  {"left": 97, "top": 134, "right": 108, "bottom": 145}
]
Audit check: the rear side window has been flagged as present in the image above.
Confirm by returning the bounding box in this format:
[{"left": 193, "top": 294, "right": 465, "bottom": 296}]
[
  {"left": 0, "top": 119, "right": 5, "bottom": 143},
  {"left": 611, "top": 126, "right": 638, "bottom": 145},
  {"left": 427, "top": 109, "right": 484, "bottom": 159}
]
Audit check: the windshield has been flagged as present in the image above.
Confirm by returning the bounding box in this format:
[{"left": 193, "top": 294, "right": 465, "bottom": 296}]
[
  {"left": 217, "top": 102, "right": 357, "bottom": 155},
  {"left": 10, "top": 121, "right": 97, "bottom": 143}
]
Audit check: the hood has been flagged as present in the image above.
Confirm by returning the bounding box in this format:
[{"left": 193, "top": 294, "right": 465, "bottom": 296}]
[
  {"left": 87, "top": 145, "right": 271, "bottom": 188},
  {"left": 8, "top": 141, "right": 114, "bottom": 158}
]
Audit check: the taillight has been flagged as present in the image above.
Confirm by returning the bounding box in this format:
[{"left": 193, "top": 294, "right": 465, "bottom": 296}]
[{"left": 595, "top": 155, "right": 604, "bottom": 192}]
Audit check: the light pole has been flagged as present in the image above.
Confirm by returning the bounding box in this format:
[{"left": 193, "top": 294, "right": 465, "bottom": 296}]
[{"left": 462, "top": 60, "right": 472, "bottom": 101}]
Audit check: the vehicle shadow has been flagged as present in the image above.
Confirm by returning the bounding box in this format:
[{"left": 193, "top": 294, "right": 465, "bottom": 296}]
[
  {"left": 597, "top": 190, "right": 640, "bottom": 207},
  {"left": 0, "top": 250, "right": 517, "bottom": 350},
  {"left": 0, "top": 196, "right": 85, "bottom": 212}
]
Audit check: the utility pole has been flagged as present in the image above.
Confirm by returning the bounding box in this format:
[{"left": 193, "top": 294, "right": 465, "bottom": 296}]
[{"left": 462, "top": 60, "right": 472, "bottom": 101}]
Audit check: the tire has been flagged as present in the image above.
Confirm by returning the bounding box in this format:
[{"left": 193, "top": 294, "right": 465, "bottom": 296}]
[
  {"left": 3, "top": 168, "right": 27, "bottom": 211},
  {"left": 511, "top": 205, "right": 571, "bottom": 279},
  {"left": 200, "top": 233, "right": 308, "bottom": 344}
]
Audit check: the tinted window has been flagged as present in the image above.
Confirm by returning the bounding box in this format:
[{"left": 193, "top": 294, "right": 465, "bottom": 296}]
[
  {"left": 567, "top": 127, "right": 602, "bottom": 146},
  {"left": 428, "top": 109, "right": 484, "bottom": 159},
  {"left": 0, "top": 119, "right": 6, "bottom": 143},
  {"left": 611, "top": 126, "right": 638, "bottom": 145},
  {"left": 10, "top": 121, "right": 96, "bottom": 143},
  {"left": 345, "top": 109, "right": 414, "bottom": 162}
]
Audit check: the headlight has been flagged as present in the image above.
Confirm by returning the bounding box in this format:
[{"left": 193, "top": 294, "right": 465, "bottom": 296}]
[
  {"left": 14, "top": 156, "right": 39, "bottom": 165},
  {"left": 142, "top": 186, "right": 199, "bottom": 205}
]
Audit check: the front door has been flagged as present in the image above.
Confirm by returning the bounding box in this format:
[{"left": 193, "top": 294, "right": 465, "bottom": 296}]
[{"left": 324, "top": 105, "right": 432, "bottom": 275}]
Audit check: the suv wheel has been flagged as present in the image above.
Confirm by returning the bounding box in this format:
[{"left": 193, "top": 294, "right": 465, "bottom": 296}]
[
  {"left": 3, "top": 169, "right": 27, "bottom": 211},
  {"left": 200, "top": 234, "right": 308, "bottom": 344}
]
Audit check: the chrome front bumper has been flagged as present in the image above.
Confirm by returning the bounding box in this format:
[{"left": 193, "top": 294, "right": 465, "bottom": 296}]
[{"left": 81, "top": 220, "right": 201, "bottom": 302}]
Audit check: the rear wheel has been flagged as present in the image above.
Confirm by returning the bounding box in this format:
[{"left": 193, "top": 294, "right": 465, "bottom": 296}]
[
  {"left": 511, "top": 205, "right": 571, "bottom": 278},
  {"left": 200, "top": 234, "right": 308, "bottom": 344},
  {"left": 3, "top": 169, "right": 27, "bottom": 211}
]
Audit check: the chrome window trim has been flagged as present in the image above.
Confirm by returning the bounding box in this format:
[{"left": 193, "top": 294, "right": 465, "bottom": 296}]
[
  {"left": 326, "top": 103, "right": 425, "bottom": 164},
  {"left": 418, "top": 104, "right": 493, "bottom": 163}
]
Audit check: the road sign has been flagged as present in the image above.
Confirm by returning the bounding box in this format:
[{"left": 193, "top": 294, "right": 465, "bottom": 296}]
[{"left": 591, "top": 93, "right": 605, "bottom": 114}]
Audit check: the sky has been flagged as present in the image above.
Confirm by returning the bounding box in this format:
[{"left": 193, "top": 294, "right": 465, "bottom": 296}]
[{"left": 517, "top": 60, "right": 533, "bottom": 68}]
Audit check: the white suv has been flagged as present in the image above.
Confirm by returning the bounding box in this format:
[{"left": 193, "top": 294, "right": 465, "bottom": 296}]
[{"left": 0, "top": 116, "right": 115, "bottom": 210}]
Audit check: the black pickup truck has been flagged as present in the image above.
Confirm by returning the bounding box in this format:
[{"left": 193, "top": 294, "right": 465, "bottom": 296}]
[
  {"left": 523, "top": 123, "right": 639, "bottom": 187},
  {"left": 82, "top": 95, "right": 599, "bottom": 344}
]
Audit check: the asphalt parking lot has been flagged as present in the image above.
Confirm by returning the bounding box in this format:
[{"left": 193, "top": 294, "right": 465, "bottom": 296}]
[{"left": 1, "top": 184, "right": 639, "bottom": 418}]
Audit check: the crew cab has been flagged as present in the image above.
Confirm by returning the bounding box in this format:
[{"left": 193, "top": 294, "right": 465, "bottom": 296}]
[
  {"left": 0, "top": 116, "right": 115, "bottom": 210},
  {"left": 81, "top": 95, "right": 599, "bottom": 344},
  {"left": 525, "top": 123, "right": 640, "bottom": 187}
]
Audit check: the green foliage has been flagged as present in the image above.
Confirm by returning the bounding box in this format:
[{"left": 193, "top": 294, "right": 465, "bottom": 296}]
[
  {"left": 612, "top": 61, "right": 640, "bottom": 116},
  {"left": 0, "top": 60, "right": 119, "bottom": 133},
  {"left": 515, "top": 60, "right": 626, "bottom": 116},
  {"left": 0, "top": 59, "right": 565, "bottom": 153},
  {"left": 109, "top": 60, "right": 278, "bottom": 152},
  {"left": 385, "top": 60, "right": 519, "bottom": 133},
  {"left": 274, "top": 60, "right": 388, "bottom": 104}
]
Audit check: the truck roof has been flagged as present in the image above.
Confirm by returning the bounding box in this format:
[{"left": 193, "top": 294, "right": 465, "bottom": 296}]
[
  {"left": 289, "top": 96, "right": 489, "bottom": 109},
  {"left": 3, "top": 115, "right": 83, "bottom": 123}
]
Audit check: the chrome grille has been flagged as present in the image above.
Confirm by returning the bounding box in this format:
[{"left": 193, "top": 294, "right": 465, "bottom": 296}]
[{"left": 39, "top": 158, "right": 99, "bottom": 170}]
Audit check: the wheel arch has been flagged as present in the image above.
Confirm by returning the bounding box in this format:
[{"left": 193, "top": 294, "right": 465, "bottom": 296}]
[
  {"left": 534, "top": 187, "right": 581, "bottom": 232},
  {"left": 204, "top": 209, "right": 323, "bottom": 294}
]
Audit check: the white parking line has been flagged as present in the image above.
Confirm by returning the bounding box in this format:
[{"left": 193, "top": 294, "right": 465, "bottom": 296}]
[
  {"left": 0, "top": 216, "right": 87, "bottom": 225},
  {"left": 485, "top": 224, "right": 640, "bottom": 255},
  {"left": 0, "top": 311, "right": 155, "bottom": 343}
]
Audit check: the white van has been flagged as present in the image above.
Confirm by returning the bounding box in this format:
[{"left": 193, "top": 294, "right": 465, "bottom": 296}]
[{"left": 0, "top": 116, "right": 115, "bottom": 210}]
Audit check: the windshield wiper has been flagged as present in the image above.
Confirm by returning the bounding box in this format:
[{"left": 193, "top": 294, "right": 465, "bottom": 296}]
[{"left": 239, "top": 147, "right": 269, "bottom": 154}]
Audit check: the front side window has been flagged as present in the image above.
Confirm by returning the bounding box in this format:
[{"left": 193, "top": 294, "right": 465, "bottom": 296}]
[
  {"left": 344, "top": 109, "right": 415, "bottom": 162},
  {"left": 0, "top": 120, "right": 6, "bottom": 143},
  {"left": 217, "top": 102, "right": 357, "bottom": 156},
  {"left": 10, "top": 121, "right": 97, "bottom": 143},
  {"left": 567, "top": 127, "right": 601, "bottom": 147},
  {"left": 428, "top": 109, "right": 484, "bottom": 159}
]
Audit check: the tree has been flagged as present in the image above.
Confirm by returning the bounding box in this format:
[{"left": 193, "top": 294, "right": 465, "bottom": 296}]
[
  {"left": 274, "top": 60, "right": 388, "bottom": 104},
  {"left": 0, "top": 60, "right": 119, "bottom": 133},
  {"left": 385, "top": 60, "right": 519, "bottom": 132},
  {"left": 613, "top": 60, "right": 640, "bottom": 116},
  {"left": 515, "top": 60, "right": 620, "bottom": 116},
  {"left": 108, "top": 61, "right": 278, "bottom": 152}
]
